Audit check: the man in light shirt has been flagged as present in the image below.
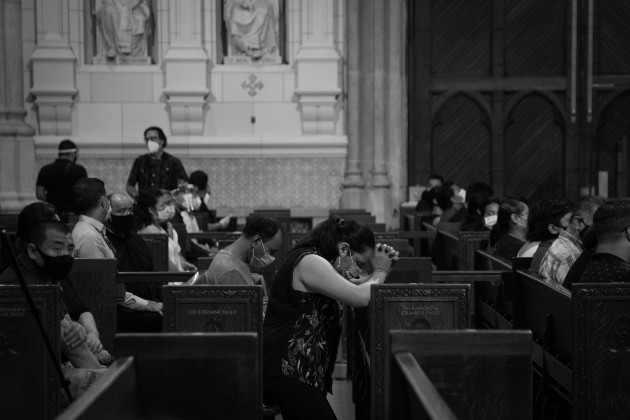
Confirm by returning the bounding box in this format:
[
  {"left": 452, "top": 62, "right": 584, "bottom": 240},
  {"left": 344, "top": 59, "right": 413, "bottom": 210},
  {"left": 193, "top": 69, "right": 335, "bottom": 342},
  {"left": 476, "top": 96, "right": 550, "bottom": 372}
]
[{"left": 72, "top": 178, "right": 163, "bottom": 331}]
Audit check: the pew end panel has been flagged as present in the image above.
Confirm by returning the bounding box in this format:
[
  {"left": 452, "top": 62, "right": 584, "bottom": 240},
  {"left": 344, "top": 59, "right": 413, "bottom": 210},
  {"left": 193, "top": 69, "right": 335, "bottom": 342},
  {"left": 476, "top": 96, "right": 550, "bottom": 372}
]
[
  {"left": 68, "top": 259, "right": 118, "bottom": 351},
  {"left": 458, "top": 231, "right": 490, "bottom": 271},
  {"left": 389, "top": 330, "right": 533, "bottom": 420},
  {"left": 392, "top": 352, "right": 457, "bottom": 420},
  {"left": 162, "top": 285, "right": 263, "bottom": 335},
  {"left": 57, "top": 357, "right": 137, "bottom": 420},
  {"left": 572, "top": 283, "right": 630, "bottom": 420},
  {"left": 0, "top": 285, "right": 62, "bottom": 419},
  {"left": 386, "top": 257, "right": 432, "bottom": 284},
  {"left": 115, "top": 333, "right": 261, "bottom": 420},
  {"left": 369, "top": 284, "right": 470, "bottom": 420}
]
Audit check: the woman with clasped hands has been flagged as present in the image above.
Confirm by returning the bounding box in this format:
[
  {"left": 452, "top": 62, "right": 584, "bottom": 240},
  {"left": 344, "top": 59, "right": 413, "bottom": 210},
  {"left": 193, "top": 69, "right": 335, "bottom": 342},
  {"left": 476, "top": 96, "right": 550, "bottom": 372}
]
[{"left": 262, "top": 217, "right": 399, "bottom": 420}]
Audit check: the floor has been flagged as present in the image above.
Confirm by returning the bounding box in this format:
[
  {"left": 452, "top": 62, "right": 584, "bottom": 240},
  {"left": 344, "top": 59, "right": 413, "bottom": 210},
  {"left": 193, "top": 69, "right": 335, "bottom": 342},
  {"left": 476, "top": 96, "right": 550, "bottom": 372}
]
[
  {"left": 276, "top": 378, "right": 355, "bottom": 420},
  {"left": 328, "top": 379, "right": 354, "bottom": 420}
]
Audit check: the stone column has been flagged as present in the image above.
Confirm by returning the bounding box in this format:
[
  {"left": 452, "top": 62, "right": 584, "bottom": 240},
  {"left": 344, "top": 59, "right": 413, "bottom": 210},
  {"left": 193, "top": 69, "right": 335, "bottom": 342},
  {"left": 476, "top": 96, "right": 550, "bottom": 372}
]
[
  {"left": 294, "top": 0, "right": 341, "bottom": 135},
  {"left": 30, "top": 0, "right": 77, "bottom": 135},
  {"left": 0, "top": 0, "right": 37, "bottom": 212},
  {"left": 340, "top": 0, "right": 365, "bottom": 207},
  {"left": 163, "top": 0, "right": 209, "bottom": 135}
]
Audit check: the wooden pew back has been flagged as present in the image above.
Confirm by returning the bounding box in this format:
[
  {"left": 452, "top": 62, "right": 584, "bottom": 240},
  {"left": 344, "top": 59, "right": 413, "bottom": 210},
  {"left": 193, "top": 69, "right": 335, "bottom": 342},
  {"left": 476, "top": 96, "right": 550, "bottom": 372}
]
[
  {"left": 68, "top": 259, "right": 118, "bottom": 351},
  {"left": 513, "top": 269, "right": 572, "bottom": 400},
  {"left": 369, "top": 284, "right": 470, "bottom": 420},
  {"left": 63, "top": 333, "right": 260, "bottom": 420},
  {"left": 389, "top": 330, "right": 533, "bottom": 420},
  {"left": 0, "top": 285, "right": 61, "bottom": 419},
  {"left": 138, "top": 233, "right": 168, "bottom": 271},
  {"left": 386, "top": 257, "right": 432, "bottom": 284}
]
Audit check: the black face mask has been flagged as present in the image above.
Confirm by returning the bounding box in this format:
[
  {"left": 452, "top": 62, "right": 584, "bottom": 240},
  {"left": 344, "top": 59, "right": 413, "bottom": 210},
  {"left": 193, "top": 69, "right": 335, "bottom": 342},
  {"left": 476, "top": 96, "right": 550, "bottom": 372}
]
[
  {"left": 110, "top": 214, "right": 134, "bottom": 235},
  {"left": 35, "top": 247, "right": 74, "bottom": 281}
]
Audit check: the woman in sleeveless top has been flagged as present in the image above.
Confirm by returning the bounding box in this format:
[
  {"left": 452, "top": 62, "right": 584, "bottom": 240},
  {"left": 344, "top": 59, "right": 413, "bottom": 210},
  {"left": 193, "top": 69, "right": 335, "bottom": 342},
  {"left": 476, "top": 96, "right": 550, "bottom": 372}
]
[{"left": 263, "top": 217, "right": 399, "bottom": 419}]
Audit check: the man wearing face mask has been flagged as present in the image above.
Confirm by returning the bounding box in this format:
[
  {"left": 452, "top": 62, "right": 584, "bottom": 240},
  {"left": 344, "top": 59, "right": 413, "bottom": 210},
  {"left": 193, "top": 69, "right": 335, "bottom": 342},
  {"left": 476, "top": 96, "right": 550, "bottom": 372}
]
[
  {"left": 188, "top": 170, "right": 233, "bottom": 231},
  {"left": 0, "top": 220, "right": 108, "bottom": 396},
  {"left": 200, "top": 215, "right": 283, "bottom": 315},
  {"left": 104, "top": 192, "right": 163, "bottom": 332},
  {"left": 539, "top": 196, "right": 604, "bottom": 285},
  {"left": 126, "top": 126, "right": 188, "bottom": 199},
  {"left": 72, "top": 178, "right": 163, "bottom": 322},
  {"left": 35, "top": 139, "right": 88, "bottom": 221}
]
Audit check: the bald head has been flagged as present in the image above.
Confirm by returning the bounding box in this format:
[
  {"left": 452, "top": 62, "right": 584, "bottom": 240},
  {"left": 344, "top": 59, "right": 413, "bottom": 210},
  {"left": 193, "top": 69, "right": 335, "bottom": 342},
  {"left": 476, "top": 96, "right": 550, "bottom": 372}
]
[{"left": 108, "top": 192, "right": 134, "bottom": 215}]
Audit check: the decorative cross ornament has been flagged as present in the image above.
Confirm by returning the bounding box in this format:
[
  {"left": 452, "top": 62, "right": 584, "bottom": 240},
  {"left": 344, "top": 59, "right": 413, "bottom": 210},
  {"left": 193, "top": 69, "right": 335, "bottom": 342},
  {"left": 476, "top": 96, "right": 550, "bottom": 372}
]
[{"left": 242, "top": 74, "right": 264, "bottom": 97}]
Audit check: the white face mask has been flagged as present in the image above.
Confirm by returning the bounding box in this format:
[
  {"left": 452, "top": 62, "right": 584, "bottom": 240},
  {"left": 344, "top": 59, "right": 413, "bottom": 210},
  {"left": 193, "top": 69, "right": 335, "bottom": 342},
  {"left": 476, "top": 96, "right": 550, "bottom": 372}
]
[
  {"left": 484, "top": 214, "right": 498, "bottom": 227},
  {"left": 191, "top": 196, "right": 202, "bottom": 210},
  {"left": 250, "top": 239, "right": 275, "bottom": 268},
  {"left": 147, "top": 140, "right": 160, "bottom": 154},
  {"left": 203, "top": 192, "right": 212, "bottom": 209}
]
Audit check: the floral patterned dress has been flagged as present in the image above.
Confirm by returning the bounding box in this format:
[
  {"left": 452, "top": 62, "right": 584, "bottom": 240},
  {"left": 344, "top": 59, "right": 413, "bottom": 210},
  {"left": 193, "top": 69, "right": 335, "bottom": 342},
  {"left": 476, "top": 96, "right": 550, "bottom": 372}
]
[{"left": 263, "top": 248, "right": 342, "bottom": 394}]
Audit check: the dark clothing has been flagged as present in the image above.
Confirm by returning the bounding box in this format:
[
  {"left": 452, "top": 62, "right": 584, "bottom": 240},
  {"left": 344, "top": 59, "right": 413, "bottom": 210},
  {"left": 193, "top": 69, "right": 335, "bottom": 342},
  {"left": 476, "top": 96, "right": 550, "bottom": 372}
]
[
  {"left": 105, "top": 224, "right": 157, "bottom": 300},
  {"left": 448, "top": 207, "right": 467, "bottom": 223},
  {"left": 127, "top": 152, "right": 187, "bottom": 195},
  {"left": 529, "top": 239, "right": 554, "bottom": 276},
  {"left": 493, "top": 234, "right": 525, "bottom": 262},
  {"left": 263, "top": 248, "right": 342, "bottom": 395},
  {"left": 36, "top": 159, "right": 87, "bottom": 212},
  {"left": 0, "top": 252, "right": 90, "bottom": 320},
  {"left": 577, "top": 252, "right": 630, "bottom": 284},
  {"left": 105, "top": 224, "right": 162, "bottom": 333},
  {"left": 264, "top": 376, "right": 337, "bottom": 420},
  {"left": 562, "top": 249, "right": 594, "bottom": 291}
]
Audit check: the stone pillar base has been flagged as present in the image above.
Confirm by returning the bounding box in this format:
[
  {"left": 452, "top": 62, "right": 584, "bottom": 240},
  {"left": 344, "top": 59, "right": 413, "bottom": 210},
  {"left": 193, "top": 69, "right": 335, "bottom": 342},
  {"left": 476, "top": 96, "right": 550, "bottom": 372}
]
[{"left": 0, "top": 134, "right": 37, "bottom": 212}]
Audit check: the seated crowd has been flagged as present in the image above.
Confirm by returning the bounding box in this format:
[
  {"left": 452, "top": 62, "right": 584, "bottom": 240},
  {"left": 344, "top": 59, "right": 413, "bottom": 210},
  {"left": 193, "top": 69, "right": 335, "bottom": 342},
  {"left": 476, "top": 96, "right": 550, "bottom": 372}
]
[{"left": 1, "top": 134, "right": 628, "bottom": 418}]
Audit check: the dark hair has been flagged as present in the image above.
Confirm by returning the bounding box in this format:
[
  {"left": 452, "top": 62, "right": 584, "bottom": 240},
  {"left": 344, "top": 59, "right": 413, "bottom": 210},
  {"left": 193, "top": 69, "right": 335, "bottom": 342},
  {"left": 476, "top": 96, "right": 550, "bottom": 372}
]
[
  {"left": 243, "top": 215, "right": 282, "bottom": 242},
  {"left": 144, "top": 126, "right": 167, "bottom": 147},
  {"left": 573, "top": 196, "right": 606, "bottom": 219},
  {"left": 593, "top": 201, "right": 630, "bottom": 241},
  {"left": 16, "top": 202, "right": 59, "bottom": 243},
  {"left": 189, "top": 170, "right": 209, "bottom": 191},
  {"left": 29, "top": 220, "right": 71, "bottom": 247},
  {"left": 73, "top": 178, "right": 106, "bottom": 214},
  {"left": 297, "top": 216, "right": 375, "bottom": 261},
  {"left": 526, "top": 198, "right": 574, "bottom": 242},
  {"left": 434, "top": 185, "right": 454, "bottom": 211},
  {"left": 490, "top": 197, "right": 528, "bottom": 246},
  {"left": 134, "top": 188, "right": 168, "bottom": 230},
  {"left": 466, "top": 190, "right": 494, "bottom": 215},
  {"left": 58, "top": 139, "right": 78, "bottom": 156}
]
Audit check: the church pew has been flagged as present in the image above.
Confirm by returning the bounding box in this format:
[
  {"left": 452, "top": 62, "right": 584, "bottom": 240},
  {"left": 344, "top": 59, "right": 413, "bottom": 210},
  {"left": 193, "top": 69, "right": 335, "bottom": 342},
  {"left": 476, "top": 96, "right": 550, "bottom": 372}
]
[
  {"left": 137, "top": 233, "right": 168, "bottom": 271},
  {"left": 59, "top": 333, "right": 260, "bottom": 420},
  {"left": 513, "top": 269, "right": 572, "bottom": 417},
  {"left": 197, "top": 256, "right": 213, "bottom": 271},
  {"left": 351, "top": 283, "right": 470, "bottom": 420},
  {"left": 368, "top": 223, "right": 386, "bottom": 232},
  {"left": 0, "top": 213, "right": 19, "bottom": 232},
  {"left": 0, "top": 284, "right": 62, "bottom": 419},
  {"left": 67, "top": 259, "right": 118, "bottom": 352},
  {"left": 185, "top": 231, "right": 240, "bottom": 254},
  {"left": 329, "top": 208, "right": 370, "bottom": 216},
  {"left": 386, "top": 257, "right": 432, "bottom": 284},
  {"left": 398, "top": 230, "right": 437, "bottom": 258},
  {"left": 388, "top": 330, "right": 533, "bottom": 420},
  {"left": 162, "top": 285, "right": 264, "bottom": 414},
  {"left": 572, "top": 283, "right": 630, "bottom": 420}
]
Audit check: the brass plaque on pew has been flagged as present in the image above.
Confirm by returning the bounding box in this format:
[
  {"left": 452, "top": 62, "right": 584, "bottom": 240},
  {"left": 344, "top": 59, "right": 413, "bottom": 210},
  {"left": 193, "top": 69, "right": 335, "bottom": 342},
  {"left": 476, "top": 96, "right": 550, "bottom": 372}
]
[
  {"left": 572, "top": 283, "right": 630, "bottom": 420},
  {"left": 0, "top": 285, "right": 61, "bottom": 420},
  {"left": 162, "top": 285, "right": 263, "bottom": 335},
  {"left": 370, "top": 284, "right": 470, "bottom": 420}
]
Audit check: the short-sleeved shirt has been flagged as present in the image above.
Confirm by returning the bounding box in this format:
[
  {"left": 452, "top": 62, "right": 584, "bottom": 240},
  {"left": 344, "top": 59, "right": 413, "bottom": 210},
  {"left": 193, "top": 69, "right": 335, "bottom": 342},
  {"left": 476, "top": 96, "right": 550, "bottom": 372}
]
[
  {"left": 203, "top": 249, "right": 252, "bottom": 286},
  {"left": 127, "top": 152, "right": 188, "bottom": 195},
  {"left": 36, "top": 159, "right": 88, "bottom": 212},
  {"left": 0, "top": 252, "right": 90, "bottom": 320}
]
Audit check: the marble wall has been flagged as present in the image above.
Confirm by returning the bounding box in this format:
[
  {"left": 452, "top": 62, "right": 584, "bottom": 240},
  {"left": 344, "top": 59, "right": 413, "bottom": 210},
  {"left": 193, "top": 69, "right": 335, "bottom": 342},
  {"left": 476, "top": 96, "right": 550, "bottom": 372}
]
[{"left": 36, "top": 155, "right": 344, "bottom": 211}]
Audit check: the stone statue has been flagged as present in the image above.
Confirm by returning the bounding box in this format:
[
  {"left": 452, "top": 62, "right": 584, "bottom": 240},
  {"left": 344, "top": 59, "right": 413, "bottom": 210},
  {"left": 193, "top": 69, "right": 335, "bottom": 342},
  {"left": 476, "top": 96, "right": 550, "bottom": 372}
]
[
  {"left": 224, "top": 0, "right": 280, "bottom": 63},
  {"left": 94, "top": 0, "right": 152, "bottom": 64}
]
